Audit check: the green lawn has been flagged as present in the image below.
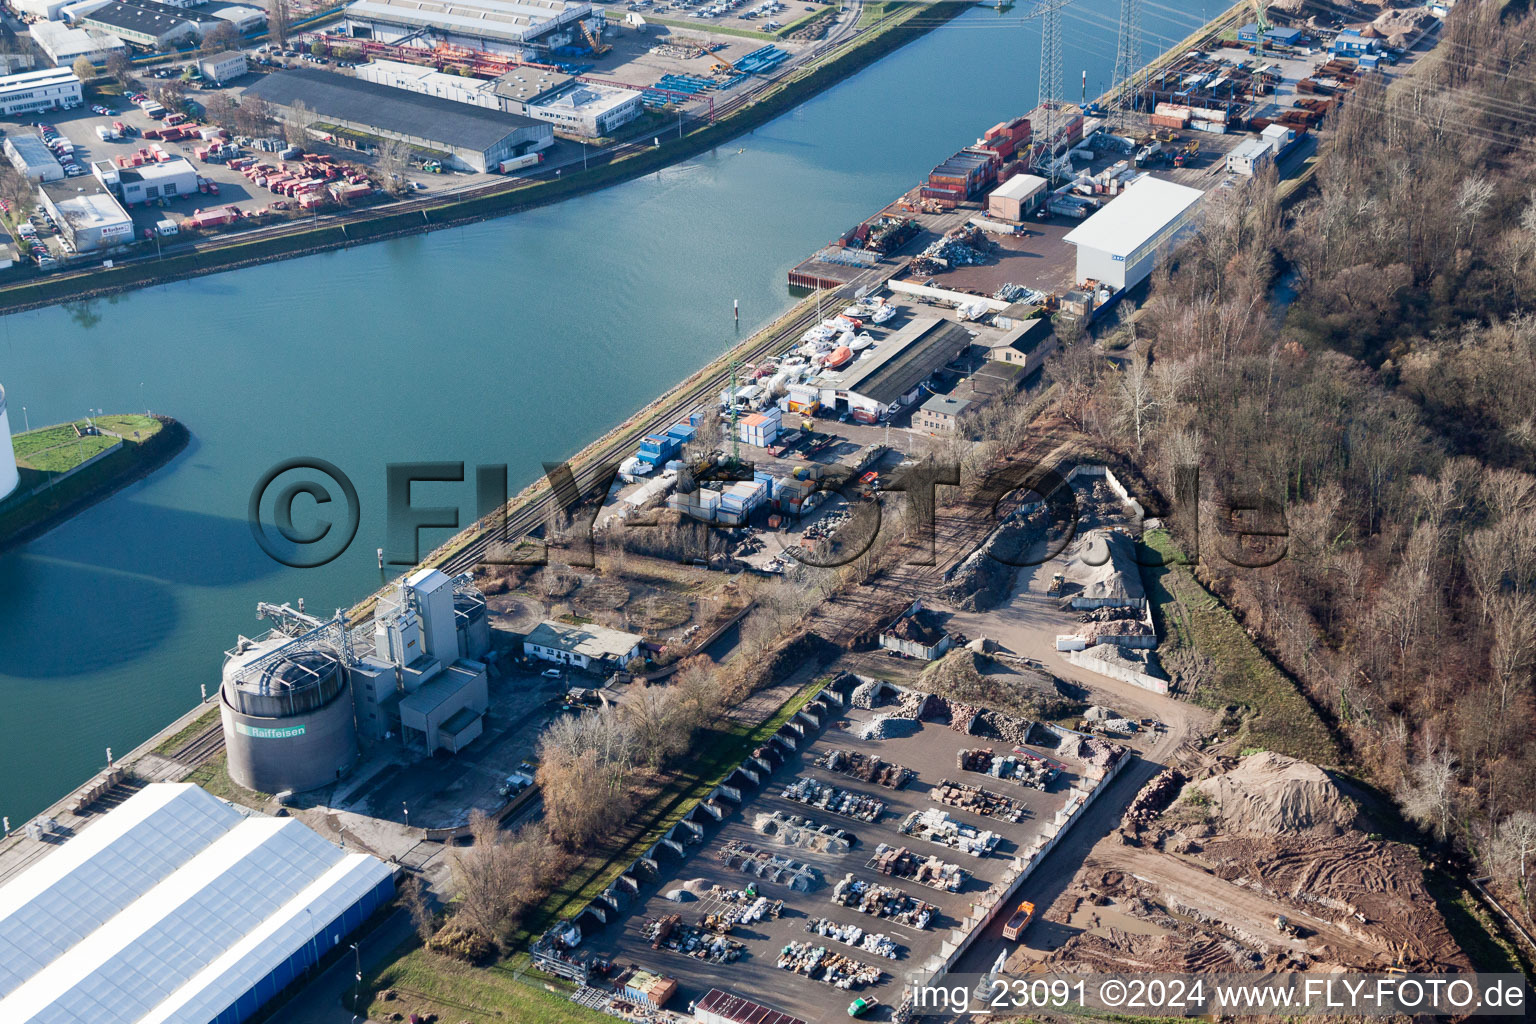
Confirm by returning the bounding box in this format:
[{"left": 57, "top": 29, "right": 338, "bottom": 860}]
[
  {"left": 367, "top": 944, "right": 614, "bottom": 1024},
  {"left": 1142, "top": 529, "right": 1339, "bottom": 765},
  {"left": 11, "top": 416, "right": 161, "bottom": 475},
  {"left": 185, "top": 752, "right": 271, "bottom": 810}
]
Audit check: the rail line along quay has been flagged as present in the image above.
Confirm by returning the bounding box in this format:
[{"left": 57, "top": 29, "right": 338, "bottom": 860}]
[{"left": 3, "top": 1, "right": 1493, "bottom": 1023}]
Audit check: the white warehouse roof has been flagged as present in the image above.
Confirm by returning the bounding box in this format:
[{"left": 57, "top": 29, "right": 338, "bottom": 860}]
[
  {"left": 991, "top": 172, "right": 1047, "bottom": 201},
  {"left": 0, "top": 783, "right": 393, "bottom": 1024},
  {"left": 1063, "top": 175, "right": 1204, "bottom": 258}
]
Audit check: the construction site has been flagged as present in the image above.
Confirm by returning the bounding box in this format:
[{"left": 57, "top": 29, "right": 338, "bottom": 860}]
[{"left": 1016, "top": 749, "right": 1472, "bottom": 975}]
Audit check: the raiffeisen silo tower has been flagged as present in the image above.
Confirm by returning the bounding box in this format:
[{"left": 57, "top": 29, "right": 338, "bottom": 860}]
[{"left": 0, "top": 383, "right": 19, "bottom": 501}]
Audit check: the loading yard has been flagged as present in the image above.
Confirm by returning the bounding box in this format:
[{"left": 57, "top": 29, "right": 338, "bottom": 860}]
[{"left": 564, "top": 682, "right": 1120, "bottom": 1023}]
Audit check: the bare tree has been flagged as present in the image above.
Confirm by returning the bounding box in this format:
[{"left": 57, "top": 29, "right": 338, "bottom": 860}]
[
  {"left": 282, "top": 100, "right": 314, "bottom": 147},
  {"left": 1399, "top": 746, "right": 1458, "bottom": 841},
  {"left": 200, "top": 22, "right": 241, "bottom": 55},
  {"left": 399, "top": 874, "right": 436, "bottom": 943},
  {"left": 271, "top": 0, "right": 291, "bottom": 47},
  {"left": 375, "top": 137, "right": 412, "bottom": 193},
  {"left": 105, "top": 50, "right": 132, "bottom": 87}
]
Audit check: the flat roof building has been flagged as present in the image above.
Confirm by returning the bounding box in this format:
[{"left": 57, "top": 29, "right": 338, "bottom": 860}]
[
  {"left": 340, "top": 0, "right": 593, "bottom": 55},
  {"left": 201, "top": 0, "right": 265, "bottom": 30},
  {"left": 1063, "top": 174, "right": 1204, "bottom": 292},
  {"left": 93, "top": 154, "right": 199, "bottom": 206},
  {"left": 694, "top": 989, "right": 810, "bottom": 1024},
  {"left": 80, "top": 0, "right": 216, "bottom": 47},
  {"left": 245, "top": 69, "right": 552, "bottom": 172},
  {"left": 523, "top": 620, "right": 643, "bottom": 671},
  {"left": 4, "top": 135, "right": 64, "bottom": 183},
  {"left": 817, "top": 316, "right": 974, "bottom": 424},
  {"left": 0, "top": 783, "right": 394, "bottom": 1024},
  {"left": 38, "top": 179, "right": 134, "bottom": 251},
  {"left": 196, "top": 49, "right": 248, "bottom": 84},
  {"left": 29, "top": 21, "right": 126, "bottom": 65},
  {"left": 1225, "top": 135, "right": 1276, "bottom": 176},
  {"left": 0, "top": 66, "right": 81, "bottom": 116},
  {"left": 356, "top": 59, "right": 639, "bottom": 137}
]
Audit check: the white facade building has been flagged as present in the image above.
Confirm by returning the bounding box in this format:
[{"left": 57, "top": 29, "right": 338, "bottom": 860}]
[
  {"left": 1062, "top": 175, "right": 1204, "bottom": 292},
  {"left": 0, "top": 384, "right": 18, "bottom": 502},
  {"left": 526, "top": 81, "right": 640, "bottom": 137},
  {"left": 38, "top": 180, "right": 134, "bottom": 251},
  {"left": 523, "top": 620, "right": 642, "bottom": 671},
  {"left": 4, "top": 135, "right": 64, "bottom": 183},
  {"left": 1225, "top": 135, "right": 1276, "bottom": 176},
  {"left": 30, "top": 21, "right": 127, "bottom": 66},
  {"left": 95, "top": 154, "right": 199, "bottom": 206},
  {"left": 196, "top": 49, "right": 247, "bottom": 84},
  {"left": 0, "top": 67, "right": 81, "bottom": 116}
]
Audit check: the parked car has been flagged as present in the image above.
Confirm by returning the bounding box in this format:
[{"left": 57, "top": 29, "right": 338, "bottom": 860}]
[{"left": 541, "top": 668, "right": 562, "bottom": 679}]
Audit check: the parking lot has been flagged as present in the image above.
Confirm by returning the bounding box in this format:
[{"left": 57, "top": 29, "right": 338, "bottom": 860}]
[{"left": 579, "top": 694, "right": 1083, "bottom": 1023}]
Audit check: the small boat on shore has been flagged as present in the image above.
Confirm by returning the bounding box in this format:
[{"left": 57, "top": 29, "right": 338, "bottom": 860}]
[
  {"left": 823, "top": 345, "right": 854, "bottom": 370},
  {"left": 870, "top": 303, "right": 896, "bottom": 324}
]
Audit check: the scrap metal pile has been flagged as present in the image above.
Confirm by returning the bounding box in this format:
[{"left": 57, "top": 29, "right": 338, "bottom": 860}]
[
  {"left": 866, "top": 842, "right": 967, "bottom": 891},
  {"left": 817, "top": 749, "right": 915, "bottom": 789},
  {"left": 783, "top": 776, "right": 886, "bottom": 822},
  {"left": 702, "top": 887, "right": 784, "bottom": 929},
  {"left": 645, "top": 914, "right": 745, "bottom": 962},
  {"left": 930, "top": 778, "right": 1026, "bottom": 823},
  {"left": 957, "top": 747, "right": 1058, "bottom": 790},
  {"left": 910, "top": 225, "right": 991, "bottom": 274},
  {"left": 831, "top": 874, "right": 937, "bottom": 929},
  {"left": 775, "top": 941, "right": 884, "bottom": 989},
  {"left": 755, "top": 810, "right": 857, "bottom": 854},
  {"left": 716, "top": 839, "right": 822, "bottom": 891},
  {"left": 804, "top": 917, "right": 902, "bottom": 959}
]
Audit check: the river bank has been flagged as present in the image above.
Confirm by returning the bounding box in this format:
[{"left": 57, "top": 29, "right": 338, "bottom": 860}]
[
  {"left": 0, "top": 414, "right": 188, "bottom": 553},
  {"left": 0, "top": 0, "right": 964, "bottom": 317}
]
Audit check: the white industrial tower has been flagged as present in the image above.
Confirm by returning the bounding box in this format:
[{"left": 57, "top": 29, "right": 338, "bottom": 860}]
[{"left": 0, "top": 383, "right": 18, "bottom": 502}]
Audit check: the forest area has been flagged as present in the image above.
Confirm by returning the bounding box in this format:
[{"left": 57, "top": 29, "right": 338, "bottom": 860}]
[{"left": 1066, "top": 0, "right": 1536, "bottom": 931}]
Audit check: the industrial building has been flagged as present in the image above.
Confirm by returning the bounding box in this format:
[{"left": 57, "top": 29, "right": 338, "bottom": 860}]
[
  {"left": 0, "top": 67, "right": 80, "bottom": 116},
  {"left": 93, "top": 154, "right": 199, "bottom": 206},
  {"left": 1236, "top": 22, "right": 1303, "bottom": 47},
  {"left": 1330, "top": 28, "right": 1379, "bottom": 57},
  {"left": 339, "top": 0, "right": 594, "bottom": 56},
  {"left": 523, "top": 620, "right": 642, "bottom": 672},
  {"left": 37, "top": 180, "right": 133, "bottom": 251},
  {"left": 245, "top": 69, "right": 553, "bottom": 172},
  {"left": 197, "top": 49, "right": 248, "bottom": 84},
  {"left": 987, "top": 172, "right": 1047, "bottom": 221},
  {"left": 4, "top": 135, "right": 63, "bottom": 183},
  {"left": 29, "top": 21, "right": 126, "bottom": 66},
  {"left": 1063, "top": 175, "right": 1204, "bottom": 292},
  {"left": 200, "top": 0, "right": 265, "bottom": 30},
  {"left": 987, "top": 315, "right": 1051, "bottom": 371},
  {"left": 816, "top": 316, "right": 973, "bottom": 424},
  {"left": 915, "top": 393, "right": 972, "bottom": 434},
  {"left": 1225, "top": 135, "right": 1275, "bottom": 175},
  {"left": 14, "top": 0, "right": 76, "bottom": 21},
  {"left": 221, "top": 570, "right": 492, "bottom": 789},
  {"left": 79, "top": 0, "right": 216, "bottom": 48},
  {"left": 879, "top": 600, "right": 952, "bottom": 660},
  {"left": 0, "top": 783, "right": 394, "bottom": 1024},
  {"left": 0, "top": 384, "right": 17, "bottom": 502},
  {"left": 356, "top": 59, "right": 640, "bottom": 138}
]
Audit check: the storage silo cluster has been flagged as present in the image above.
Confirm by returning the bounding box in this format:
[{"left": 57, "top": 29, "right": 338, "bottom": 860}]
[
  {"left": 0, "top": 383, "right": 19, "bottom": 502},
  {"left": 219, "top": 570, "right": 494, "bottom": 794}
]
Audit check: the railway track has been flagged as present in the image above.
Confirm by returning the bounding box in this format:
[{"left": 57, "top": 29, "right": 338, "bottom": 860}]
[
  {"left": 436, "top": 295, "right": 836, "bottom": 576},
  {"left": 168, "top": 720, "right": 227, "bottom": 769}
]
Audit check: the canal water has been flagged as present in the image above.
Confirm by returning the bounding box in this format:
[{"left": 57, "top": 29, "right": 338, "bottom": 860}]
[{"left": 0, "top": 0, "right": 1219, "bottom": 822}]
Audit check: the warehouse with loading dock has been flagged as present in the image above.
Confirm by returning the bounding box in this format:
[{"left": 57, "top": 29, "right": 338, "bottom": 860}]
[
  {"left": 245, "top": 69, "right": 553, "bottom": 172},
  {"left": 1063, "top": 175, "right": 1204, "bottom": 292},
  {"left": 817, "top": 316, "right": 973, "bottom": 424}
]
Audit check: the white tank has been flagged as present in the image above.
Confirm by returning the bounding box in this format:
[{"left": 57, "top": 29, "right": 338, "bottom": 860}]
[{"left": 0, "top": 384, "right": 18, "bottom": 502}]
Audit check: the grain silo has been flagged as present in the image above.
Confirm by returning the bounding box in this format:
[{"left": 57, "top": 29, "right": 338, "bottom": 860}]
[
  {"left": 0, "top": 383, "right": 19, "bottom": 501},
  {"left": 220, "top": 619, "right": 358, "bottom": 794}
]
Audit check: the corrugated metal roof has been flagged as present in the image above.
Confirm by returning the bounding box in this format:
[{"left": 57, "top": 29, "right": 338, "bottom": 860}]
[
  {"left": 245, "top": 69, "right": 543, "bottom": 153},
  {"left": 0, "top": 784, "right": 392, "bottom": 1024}
]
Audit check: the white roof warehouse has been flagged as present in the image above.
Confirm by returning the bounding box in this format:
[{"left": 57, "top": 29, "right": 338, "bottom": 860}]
[
  {"left": 1063, "top": 175, "right": 1204, "bottom": 292},
  {"left": 340, "top": 0, "right": 592, "bottom": 55},
  {"left": 244, "top": 68, "right": 552, "bottom": 172},
  {"left": 0, "top": 783, "right": 394, "bottom": 1024}
]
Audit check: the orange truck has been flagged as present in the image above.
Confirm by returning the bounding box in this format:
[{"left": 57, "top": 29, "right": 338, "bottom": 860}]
[{"left": 1002, "top": 900, "right": 1036, "bottom": 941}]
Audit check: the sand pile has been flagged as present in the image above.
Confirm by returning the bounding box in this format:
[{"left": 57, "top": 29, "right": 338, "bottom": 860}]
[
  {"left": 1193, "top": 752, "right": 1357, "bottom": 835},
  {"left": 1372, "top": 7, "right": 1435, "bottom": 46}
]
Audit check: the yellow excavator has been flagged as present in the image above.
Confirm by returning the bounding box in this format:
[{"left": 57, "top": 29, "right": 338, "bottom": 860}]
[{"left": 580, "top": 18, "right": 611, "bottom": 56}]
